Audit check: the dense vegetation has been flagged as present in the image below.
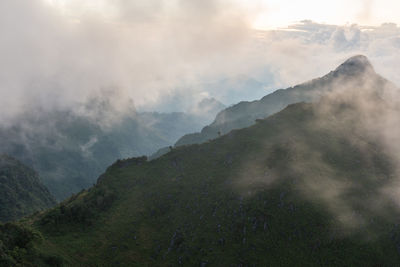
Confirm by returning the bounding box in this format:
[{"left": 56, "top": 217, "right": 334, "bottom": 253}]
[
  {"left": 28, "top": 89, "right": 400, "bottom": 265},
  {"left": 0, "top": 223, "right": 62, "bottom": 266},
  {"left": 5, "top": 56, "right": 400, "bottom": 266},
  {"left": 0, "top": 155, "right": 56, "bottom": 222}
]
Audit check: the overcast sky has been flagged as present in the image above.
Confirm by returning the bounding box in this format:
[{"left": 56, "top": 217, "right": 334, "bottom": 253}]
[
  {"left": 0, "top": 0, "right": 399, "bottom": 120},
  {"left": 43, "top": 0, "right": 400, "bottom": 28},
  {"left": 250, "top": 0, "right": 400, "bottom": 29}
]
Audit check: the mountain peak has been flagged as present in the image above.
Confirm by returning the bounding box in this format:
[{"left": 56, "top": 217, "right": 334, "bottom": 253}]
[
  {"left": 334, "top": 55, "right": 374, "bottom": 76},
  {"left": 197, "top": 97, "right": 225, "bottom": 110}
]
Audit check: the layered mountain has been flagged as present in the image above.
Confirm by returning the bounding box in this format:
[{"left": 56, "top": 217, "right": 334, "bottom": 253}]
[
  {"left": 0, "top": 98, "right": 224, "bottom": 200},
  {"left": 174, "top": 55, "right": 396, "bottom": 147},
  {"left": 0, "top": 155, "right": 56, "bottom": 222},
  {"left": 200, "top": 75, "right": 268, "bottom": 106},
  {"left": 9, "top": 56, "right": 400, "bottom": 266}
]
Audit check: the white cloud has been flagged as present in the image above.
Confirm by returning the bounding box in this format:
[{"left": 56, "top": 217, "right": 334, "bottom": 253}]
[
  {"left": 0, "top": 1, "right": 400, "bottom": 122},
  {"left": 250, "top": 0, "right": 400, "bottom": 29}
]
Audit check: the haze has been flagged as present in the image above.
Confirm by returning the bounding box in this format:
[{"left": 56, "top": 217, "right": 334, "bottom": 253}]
[{"left": 1, "top": 0, "right": 400, "bottom": 121}]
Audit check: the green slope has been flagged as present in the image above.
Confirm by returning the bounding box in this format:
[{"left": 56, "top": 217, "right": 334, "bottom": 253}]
[
  {"left": 0, "top": 155, "right": 56, "bottom": 223},
  {"left": 0, "top": 222, "right": 62, "bottom": 266},
  {"left": 27, "top": 88, "right": 400, "bottom": 266},
  {"left": 4, "top": 55, "right": 400, "bottom": 266}
]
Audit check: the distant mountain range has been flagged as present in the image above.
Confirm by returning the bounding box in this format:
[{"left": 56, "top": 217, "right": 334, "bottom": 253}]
[
  {"left": 5, "top": 55, "right": 400, "bottom": 266},
  {"left": 0, "top": 97, "right": 225, "bottom": 200},
  {"left": 0, "top": 155, "right": 55, "bottom": 222},
  {"left": 173, "top": 55, "right": 397, "bottom": 147}
]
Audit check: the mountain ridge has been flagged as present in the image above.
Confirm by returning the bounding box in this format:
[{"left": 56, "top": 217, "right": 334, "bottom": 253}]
[
  {"left": 32, "top": 101, "right": 400, "bottom": 265},
  {"left": 9, "top": 55, "right": 398, "bottom": 266},
  {"left": 333, "top": 55, "right": 374, "bottom": 76},
  {"left": 172, "top": 55, "right": 395, "bottom": 149}
]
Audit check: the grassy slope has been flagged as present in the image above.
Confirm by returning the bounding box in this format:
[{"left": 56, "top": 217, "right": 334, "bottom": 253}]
[{"left": 30, "top": 101, "right": 400, "bottom": 266}]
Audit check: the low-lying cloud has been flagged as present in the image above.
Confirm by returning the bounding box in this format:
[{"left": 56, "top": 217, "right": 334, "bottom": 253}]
[
  {"left": 1, "top": 1, "right": 400, "bottom": 123},
  {"left": 0, "top": 0, "right": 253, "bottom": 121}
]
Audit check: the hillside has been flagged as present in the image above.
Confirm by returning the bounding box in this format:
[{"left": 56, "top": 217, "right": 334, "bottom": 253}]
[
  {"left": 174, "top": 55, "right": 397, "bottom": 147},
  {"left": 0, "top": 97, "right": 224, "bottom": 200},
  {"left": 19, "top": 60, "right": 400, "bottom": 265},
  {"left": 0, "top": 155, "right": 56, "bottom": 222}
]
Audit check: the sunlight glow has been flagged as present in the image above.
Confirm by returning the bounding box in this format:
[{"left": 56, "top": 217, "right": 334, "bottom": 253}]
[
  {"left": 248, "top": 0, "right": 400, "bottom": 29},
  {"left": 42, "top": 0, "right": 400, "bottom": 29}
]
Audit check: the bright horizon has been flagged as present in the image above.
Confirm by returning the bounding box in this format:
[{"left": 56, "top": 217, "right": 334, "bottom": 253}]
[
  {"left": 250, "top": 0, "right": 400, "bottom": 29},
  {"left": 43, "top": 0, "right": 400, "bottom": 29},
  {"left": 2, "top": 0, "right": 400, "bottom": 116}
]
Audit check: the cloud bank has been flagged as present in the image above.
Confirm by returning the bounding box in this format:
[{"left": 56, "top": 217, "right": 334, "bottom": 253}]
[
  {"left": 0, "top": 0, "right": 253, "bottom": 121},
  {"left": 1, "top": 1, "right": 400, "bottom": 122}
]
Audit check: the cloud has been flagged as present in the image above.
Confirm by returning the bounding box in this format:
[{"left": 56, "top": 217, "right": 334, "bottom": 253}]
[
  {"left": 357, "top": 0, "right": 374, "bottom": 24},
  {"left": 249, "top": 21, "right": 400, "bottom": 90},
  {"left": 231, "top": 61, "right": 400, "bottom": 233},
  {"left": 0, "top": 0, "right": 255, "bottom": 122},
  {"left": 1, "top": 1, "right": 400, "bottom": 123}
]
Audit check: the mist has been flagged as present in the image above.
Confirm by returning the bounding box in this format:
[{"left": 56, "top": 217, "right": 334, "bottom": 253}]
[
  {"left": 0, "top": 0, "right": 254, "bottom": 123},
  {"left": 231, "top": 57, "right": 400, "bottom": 233},
  {"left": 1, "top": 0, "right": 400, "bottom": 124}
]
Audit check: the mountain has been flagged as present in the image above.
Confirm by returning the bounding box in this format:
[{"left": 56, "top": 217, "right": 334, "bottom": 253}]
[
  {"left": 201, "top": 75, "right": 267, "bottom": 106},
  {"left": 190, "top": 98, "right": 226, "bottom": 122},
  {"left": 0, "top": 155, "right": 56, "bottom": 222},
  {"left": 9, "top": 56, "right": 400, "bottom": 266},
  {"left": 149, "top": 98, "right": 226, "bottom": 160},
  {"left": 0, "top": 98, "right": 224, "bottom": 200},
  {"left": 174, "top": 55, "right": 397, "bottom": 147}
]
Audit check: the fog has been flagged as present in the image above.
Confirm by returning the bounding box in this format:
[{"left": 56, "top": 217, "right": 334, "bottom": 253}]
[
  {"left": 0, "top": 0, "right": 253, "bottom": 123},
  {"left": 233, "top": 57, "right": 400, "bottom": 233},
  {"left": 1, "top": 0, "right": 400, "bottom": 125}
]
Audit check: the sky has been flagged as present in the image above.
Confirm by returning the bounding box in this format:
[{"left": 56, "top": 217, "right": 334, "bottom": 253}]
[
  {"left": 1, "top": 0, "right": 400, "bottom": 120},
  {"left": 43, "top": 0, "right": 400, "bottom": 29},
  {"left": 251, "top": 0, "right": 400, "bottom": 29}
]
